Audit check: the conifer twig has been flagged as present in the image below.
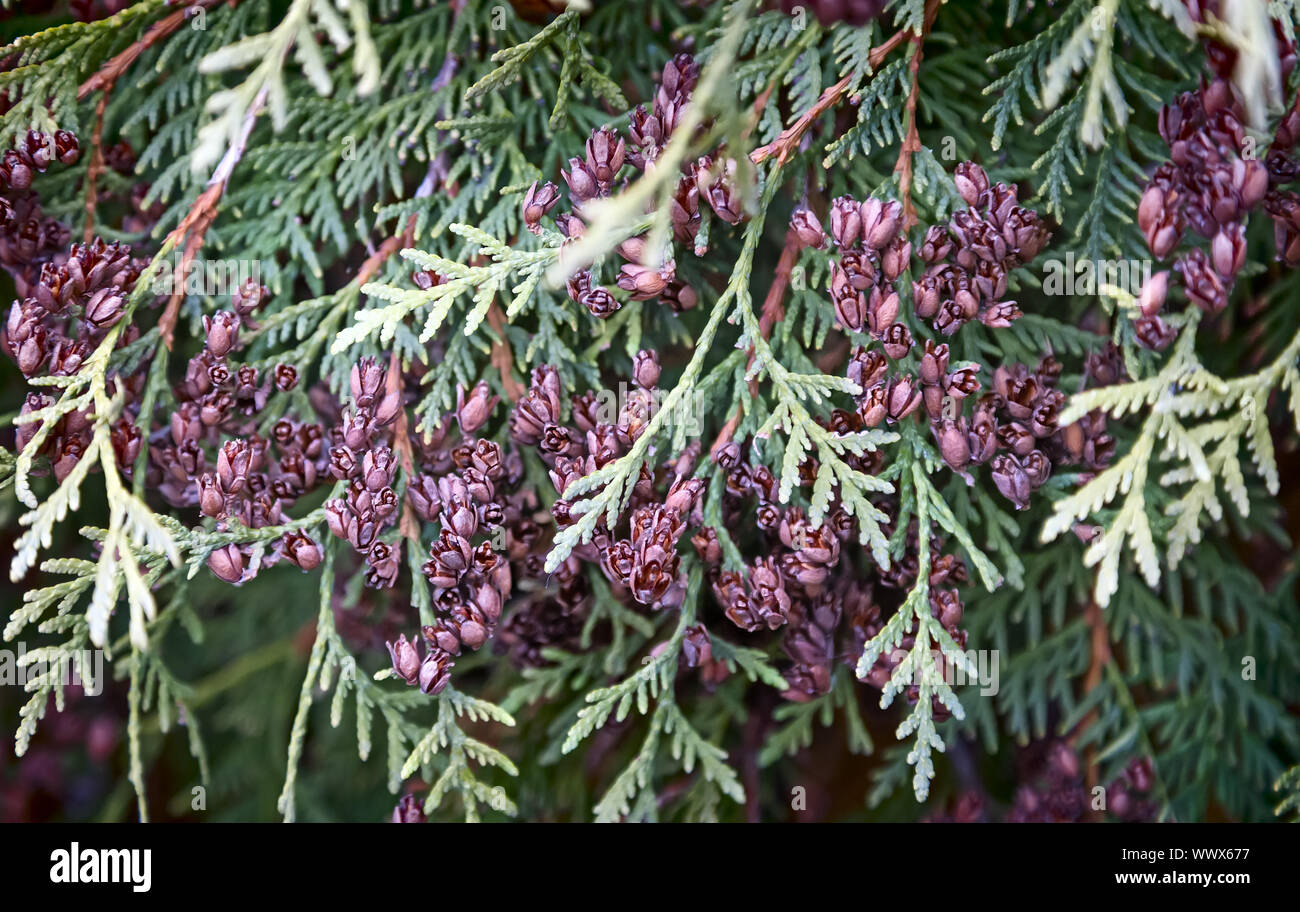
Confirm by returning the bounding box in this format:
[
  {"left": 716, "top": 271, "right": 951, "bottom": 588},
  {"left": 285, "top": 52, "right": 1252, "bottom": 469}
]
[
  {"left": 1077, "top": 599, "right": 1111, "bottom": 818},
  {"left": 357, "top": 221, "right": 416, "bottom": 286},
  {"left": 749, "top": 25, "right": 914, "bottom": 166},
  {"left": 710, "top": 228, "right": 801, "bottom": 456},
  {"left": 77, "top": 1, "right": 232, "bottom": 244},
  {"left": 158, "top": 85, "right": 266, "bottom": 349},
  {"left": 388, "top": 349, "right": 422, "bottom": 546},
  {"left": 82, "top": 92, "right": 108, "bottom": 244},
  {"left": 894, "top": 0, "right": 942, "bottom": 229},
  {"left": 350, "top": 215, "right": 422, "bottom": 545},
  {"left": 487, "top": 301, "right": 525, "bottom": 402},
  {"left": 77, "top": 2, "right": 227, "bottom": 102}
]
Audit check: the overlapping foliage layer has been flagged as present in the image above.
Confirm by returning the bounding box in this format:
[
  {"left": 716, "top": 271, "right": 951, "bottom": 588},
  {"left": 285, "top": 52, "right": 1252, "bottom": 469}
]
[{"left": 1, "top": 0, "right": 1298, "bottom": 823}]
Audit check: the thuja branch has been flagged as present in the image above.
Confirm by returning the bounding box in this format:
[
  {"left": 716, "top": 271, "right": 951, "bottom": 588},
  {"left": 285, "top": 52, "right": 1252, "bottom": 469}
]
[
  {"left": 710, "top": 227, "right": 802, "bottom": 456},
  {"left": 1046, "top": 322, "right": 1300, "bottom": 604},
  {"left": 854, "top": 459, "right": 978, "bottom": 801},
  {"left": 158, "top": 84, "right": 267, "bottom": 349},
  {"left": 547, "top": 199, "right": 772, "bottom": 571},
  {"left": 548, "top": 3, "right": 751, "bottom": 279},
  {"left": 5, "top": 0, "right": 1298, "bottom": 825},
  {"left": 749, "top": 18, "right": 916, "bottom": 166},
  {"left": 76, "top": 0, "right": 231, "bottom": 242},
  {"left": 894, "top": 0, "right": 942, "bottom": 229},
  {"left": 77, "top": 1, "right": 227, "bottom": 101},
  {"left": 190, "top": 0, "right": 380, "bottom": 173}
]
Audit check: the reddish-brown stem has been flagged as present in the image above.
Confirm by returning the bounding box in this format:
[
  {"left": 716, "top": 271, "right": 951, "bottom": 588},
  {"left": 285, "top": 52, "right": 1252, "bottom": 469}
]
[
  {"left": 894, "top": 0, "right": 942, "bottom": 230},
  {"left": 487, "top": 300, "right": 526, "bottom": 403},
  {"left": 749, "top": 25, "right": 913, "bottom": 167},
  {"left": 158, "top": 85, "right": 266, "bottom": 349},
  {"left": 1075, "top": 599, "right": 1112, "bottom": 818},
  {"left": 456, "top": 237, "right": 526, "bottom": 406},
  {"left": 369, "top": 218, "right": 420, "bottom": 547},
  {"left": 82, "top": 93, "right": 108, "bottom": 244},
  {"left": 355, "top": 222, "right": 414, "bottom": 287},
  {"left": 158, "top": 183, "right": 222, "bottom": 350},
  {"left": 725, "top": 11, "right": 943, "bottom": 453},
  {"left": 388, "top": 347, "right": 423, "bottom": 546},
  {"left": 78, "top": 2, "right": 231, "bottom": 247},
  {"left": 77, "top": 2, "right": 227, "bottom": 102}
]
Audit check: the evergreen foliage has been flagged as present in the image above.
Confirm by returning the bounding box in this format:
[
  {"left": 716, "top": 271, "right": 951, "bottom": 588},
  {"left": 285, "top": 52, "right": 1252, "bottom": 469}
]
[{"left": 1, "top": 0, "right": 1297, "bottom": 823}]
